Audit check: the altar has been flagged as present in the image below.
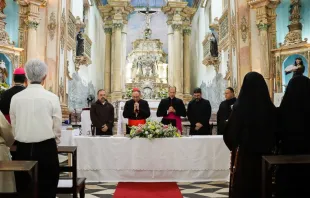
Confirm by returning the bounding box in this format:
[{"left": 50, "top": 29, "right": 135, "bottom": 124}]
[{"left": 72, "top": 135, "right": 230, "bottom": 182}]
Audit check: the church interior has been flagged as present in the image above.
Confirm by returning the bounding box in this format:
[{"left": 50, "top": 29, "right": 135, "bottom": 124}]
[{"left": 0, "top": 0, "right": 309, "bottom": 197}]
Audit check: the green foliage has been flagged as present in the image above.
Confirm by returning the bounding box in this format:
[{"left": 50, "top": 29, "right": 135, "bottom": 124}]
[{"left": 129, "top": 120, "right": 180, "bottom": 140}]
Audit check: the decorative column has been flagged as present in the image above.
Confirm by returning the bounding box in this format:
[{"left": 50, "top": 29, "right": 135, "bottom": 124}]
[
  {"left": 182, "top": 7, "right": 195, "bottom": 101},
  {"left": 183, "top": 26, "right": 191, "bottom": 101},
  {"left": 248, "top": 0, "right": 281, "bottom": 96},
  {"left": 162, "top": 1, "right": 195, "bottom": 99},
  {"left": 257, "top": 21, "right": 270, "bottom": 88},
  {"left": 100, "top": 1, "right": 133, "bottom": 102},
  {"left": 104, "top": 26, "right": 112, "bottom": 95},
  {"left": 167, "top": 25, "right": 174, "bottom": 85},
  {"left": 172, "top": 22, "right": 182, "bottom": 98},
  {"left": 25, "top": 19, "right": 39, "bottom": 61},
  {"left": 112, "top": 21, "right": 123, "bottom": 101},
  {"left": 18, "top": 0, "right": 44, "bottom": 61}
]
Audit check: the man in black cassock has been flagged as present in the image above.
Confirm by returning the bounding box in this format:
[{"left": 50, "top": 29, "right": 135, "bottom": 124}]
[
  {"left": 156, "top": 86, "right": 186, "bottom": 133},
  {"left": 90, "top": 89, "right": 114, "bottom": 135},
  {"left": 0, "top": 67, "right": 27, "bottom": 124},
  {"left": 187, "top": 88, "right": 212, "bottom": 135},
  {"left": 217, "top": 87, "right": 236, "bottom": 135},
  {"left": 123, "top": 88, "right": 150, "bottom": 134}
]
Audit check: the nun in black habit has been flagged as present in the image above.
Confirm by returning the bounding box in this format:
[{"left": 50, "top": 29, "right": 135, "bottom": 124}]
[
  {"left": 223, "top": 72, "right": 277, "bottom": 198},
  {"left": 276, "top": 75, "right": 310, "bottom": 198}
]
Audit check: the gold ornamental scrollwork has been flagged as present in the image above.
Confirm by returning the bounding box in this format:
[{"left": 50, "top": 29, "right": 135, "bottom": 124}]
[
  {"left": 66, "top": 60, "right": 72, "bottom": 80},
  {"left": 47, "top": 12, "right": 56, "bottom": 40},
  {"left": 60, "top": 9, "right": 66, "bottom": 51},
  {"left": 240, "top": 16, "right": 248, "bottom": 43},
  {"left": 59, "top": 77, "right": 64, "bottom": 100},
  {"left": 231, "top": 11, "right": 236, "bottom": 55}
]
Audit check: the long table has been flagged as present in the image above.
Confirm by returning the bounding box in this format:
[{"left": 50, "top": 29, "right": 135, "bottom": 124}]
[{"left": 72, "top": 136, "right": 230, "bottom": 182}]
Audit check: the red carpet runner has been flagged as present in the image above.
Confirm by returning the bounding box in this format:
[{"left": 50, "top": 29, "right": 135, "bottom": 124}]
[{"left": 113, "top": 182, "right": 183, "bottom": 198}]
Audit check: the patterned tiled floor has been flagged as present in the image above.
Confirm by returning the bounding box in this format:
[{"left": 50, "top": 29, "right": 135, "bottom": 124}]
[{"left": 57, "top": 181, "right": 229, "bottom": 198}]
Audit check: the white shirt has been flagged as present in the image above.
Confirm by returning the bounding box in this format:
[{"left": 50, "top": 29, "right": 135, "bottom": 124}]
[{"left": 10, "top": 84, "right": 62, "bottom": 144}]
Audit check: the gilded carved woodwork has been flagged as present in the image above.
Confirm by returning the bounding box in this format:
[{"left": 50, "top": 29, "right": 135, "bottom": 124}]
[
  {"left": 272, "top": 43, "right": 310, "bottom": 92},
  {"left": 231, "top": 11, "right": 236, "bottom": 54},
  {"left": 0, "top": 13, "right": 12, "bottom": 45},
  {"left": 67, "top": 11, "right": 76, "bottom": 50},
  {"left": 75, "top": 33, "right": 92, "bottom": 67},
  {"left": 47, "top": 12, "right": 56, "bottom": 40},
  {"left": 60, "top": 9, "right": 66, "bottom": 51},
  {"left": 219, "top": 9, "right": 228, "bottom": 44},
  {"left": 240, "top": 16, "right": 248, "bottom": 43},
  {"left": 283, "top": 0, "right": 304, "bottom": 46},
  {"left": 202, "top": 32, "right": 219, "bottom": 72},
  {"left": 59, "top": 77, "right": 64, "bottom": 100}
]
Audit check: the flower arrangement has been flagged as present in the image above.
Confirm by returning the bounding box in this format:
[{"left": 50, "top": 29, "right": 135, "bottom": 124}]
[
  {"left": 125, "top": 88, "right": 133, "bottom": 98},
  {"left": 158, "top": 88, "right": 168, "bottom": 99},
  {"left": 129, "top": 120, "right": 181, "bottom": 140}
]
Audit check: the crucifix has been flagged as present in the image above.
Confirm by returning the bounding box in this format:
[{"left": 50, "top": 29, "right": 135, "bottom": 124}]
[{"left": 139, "top": 6, "right": 157, "bottom": 29}]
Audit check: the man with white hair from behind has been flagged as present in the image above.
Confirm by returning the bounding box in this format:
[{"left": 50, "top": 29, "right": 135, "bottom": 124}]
[{"left": 10, "top": 59, "right": 62, "bottom": 198}]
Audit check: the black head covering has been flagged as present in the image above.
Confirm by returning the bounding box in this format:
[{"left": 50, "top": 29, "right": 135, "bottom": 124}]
[
  {"left": 279, "top": 75, "right": 310, "bottom": 154},
  {"left": 233, "top": 72, "right": 276, "bottom": 153}
]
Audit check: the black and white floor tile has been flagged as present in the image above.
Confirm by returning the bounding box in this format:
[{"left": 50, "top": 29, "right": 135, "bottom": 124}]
[{"left": 57, "top": 181, "right": 229, "bottom": 198}]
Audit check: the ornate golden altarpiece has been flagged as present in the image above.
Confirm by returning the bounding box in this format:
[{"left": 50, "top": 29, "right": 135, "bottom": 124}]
[
  {"left": 272, "top": 43, "right": 310, "bottom": 92},
  {"left": 0, "top": 9, "right": 23, "bottom": 81}
]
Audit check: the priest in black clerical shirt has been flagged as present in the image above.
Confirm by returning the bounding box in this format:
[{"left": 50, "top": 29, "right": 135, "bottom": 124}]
[
  {"left": 217, "top": 87, "right": 236, "bottom": 135},
  {"left": 0, "top": 67, "right": 27, "bottom": 124},
  {"left": 90, "top": 89, "right": 115, "bottom": 135},
  {"left": 156, "top": 86, "right": 186, "bottom": 133},
  {"left": 187, "top": 88, "right": 212, "bottom": 135},
  {"left": 123, "top": 88, "right": 150, "bottom": 134}
]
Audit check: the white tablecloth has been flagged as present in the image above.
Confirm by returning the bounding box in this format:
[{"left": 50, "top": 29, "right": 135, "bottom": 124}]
[
  {"left": 59, "top": 129, "right": 80, "bottom": 146},
  {"left": 73, "top": 135, "right": 230, "bottom": 182}
]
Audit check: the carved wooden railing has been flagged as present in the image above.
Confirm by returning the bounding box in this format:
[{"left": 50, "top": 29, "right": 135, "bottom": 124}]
[
  {"left": 83, "top": 33, "right": 92, "bottom": 59},
  {"left": 67, "top": 11, "right": 76, "bottom": 50},
  {"left": 218, "top": 9, "right": 228, "bottom": 45},
  {"left": 202, "top": 33, "right": 211, "bottom": 60}
]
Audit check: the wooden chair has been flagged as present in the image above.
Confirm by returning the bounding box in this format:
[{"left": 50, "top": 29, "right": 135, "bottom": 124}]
[
  {"left": 0, "top": 161, "right": 38, "bottom": 198},
  {"left": 262, "top": 155, "right": 310, "bottom": 198},
  {"left": 57, "top": 146, "right": 86, "bottom": 198}
]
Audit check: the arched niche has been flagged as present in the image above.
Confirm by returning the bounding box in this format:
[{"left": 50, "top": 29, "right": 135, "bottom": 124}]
[{"left": 282, "top": 54, "right": 308, "bottom": 87}]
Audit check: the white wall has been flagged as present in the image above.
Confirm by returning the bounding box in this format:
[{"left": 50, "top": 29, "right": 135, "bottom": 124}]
[
  {"left": 190, "top": 0, "right": 224, "bottom": 90},
  {"left": 70, "top": 1, "right": 105, "bottom": 92}
]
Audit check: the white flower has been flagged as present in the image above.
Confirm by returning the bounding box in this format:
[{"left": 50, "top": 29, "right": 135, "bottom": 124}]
[{"left": 145, "top": 131, "right": 149, "bottom": 135}]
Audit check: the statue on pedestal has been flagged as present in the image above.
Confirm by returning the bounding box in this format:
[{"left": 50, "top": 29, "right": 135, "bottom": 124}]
[
  {"left": 76, "top": 31, "right": 84, "bottom": 56},
  {"left": 0, "top": 0, "right": 6, "bottom": 14}
]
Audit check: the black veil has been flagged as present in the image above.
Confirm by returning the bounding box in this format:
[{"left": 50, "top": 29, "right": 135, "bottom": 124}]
[
  {"left": 229, "top": 72, "right": 277, "bottom": 153},
  {"left": 279, "top": 75, "right": 310, "bottom": 153}
]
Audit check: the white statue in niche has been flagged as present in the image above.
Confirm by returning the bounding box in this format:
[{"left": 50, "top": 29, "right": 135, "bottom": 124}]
[{"left": 0, "top": 60, "right": 8, "bottom": 83}]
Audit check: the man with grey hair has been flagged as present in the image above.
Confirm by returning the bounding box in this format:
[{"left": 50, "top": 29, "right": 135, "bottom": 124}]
[{"left": 10, "top": 59, "right": 61, "bottom": 198}]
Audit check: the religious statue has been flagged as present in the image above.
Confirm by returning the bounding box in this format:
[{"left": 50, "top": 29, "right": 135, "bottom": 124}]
[
  {"left": 0, "top": 0, "right": 6, "bottom": 14},
  {"left": 139, "top": 6, "right": 157, "bottom": 40},
  {"left": 144, "top": 28, "right": 152, "bottom": 39},
  {"left": 0, "top": 60, "right": 8, "bottom": 83},
  {"left": 289, "top": 0, "right": 301, "bottom": 24},
  {"left": 210, "top": 33, "right": 218, "bottom": 57},
  {"left": 76, "top": 31, "right": 84, "bottom": 56}
]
